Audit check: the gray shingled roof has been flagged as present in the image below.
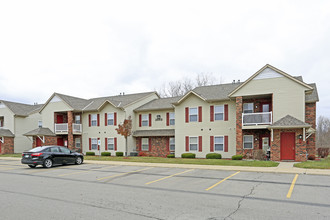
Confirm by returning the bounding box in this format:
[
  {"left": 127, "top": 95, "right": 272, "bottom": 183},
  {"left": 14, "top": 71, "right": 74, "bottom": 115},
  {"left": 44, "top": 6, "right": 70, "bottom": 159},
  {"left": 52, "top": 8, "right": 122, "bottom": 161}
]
[
  {"left": 268, "top": 115, "right": 311, "bottom": 129},
  {"left": 133, "top": 129, "right": 175, "bottom": 137},
  {"left": 24, "top": 127, "right": 56, "bottom": 136},
  {"left": 0, "top": 100, "right": 42, "bottom": 116},
  {"left": 192, "top": 83, "right": 242, "bottom": 101},
  {"left": 55, "top": 93, "right": 90, "bottom": 110},
  {"left": 0, "top": 128, "right": 15, "bottom": 137},
  {"left": 306, "top": 83, "right": 319, "bottom": 103},
  {"left": 134, "top": 96, "right": 181, "bottom": 112}
]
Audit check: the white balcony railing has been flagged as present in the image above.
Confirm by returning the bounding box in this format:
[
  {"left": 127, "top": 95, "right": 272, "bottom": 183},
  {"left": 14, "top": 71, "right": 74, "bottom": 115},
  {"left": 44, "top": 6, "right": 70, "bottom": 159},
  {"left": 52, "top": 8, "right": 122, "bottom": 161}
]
[
  {"left": 242, "top": 112, "right": 272, "bottom": 126},
  {"left": 55, "top": 123, "right": 68, "bottom": 133},
  {"left": 73, "top": 123, "right": 82, "bottom": 133}
]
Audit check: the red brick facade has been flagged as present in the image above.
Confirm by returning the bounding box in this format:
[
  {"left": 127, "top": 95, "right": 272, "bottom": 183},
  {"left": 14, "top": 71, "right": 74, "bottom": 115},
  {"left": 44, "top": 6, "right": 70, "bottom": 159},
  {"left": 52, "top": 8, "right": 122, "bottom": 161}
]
[
  {"left": 0, "top": 137, "right": 14, "bottom": 154},
  {"left": 243, "top": 97, "right": 272, "bottom": 113},
  {"left": 241, "top": 129, "right": 270, "bottom": 157},
  {"left": 136, "top": 137, "right": 171, "bottom": 157},
  {"left": 67, "top": 111, "right": 74, "bottom": 150},
  {"left": 305, "top": 103, "right": 316, "bottom": 156},
  {"left": 236, "top": 97, "right": 243, "bottom": 154},
  {"left": 32, "top": 136, "right": 57, "bottom": 148}
]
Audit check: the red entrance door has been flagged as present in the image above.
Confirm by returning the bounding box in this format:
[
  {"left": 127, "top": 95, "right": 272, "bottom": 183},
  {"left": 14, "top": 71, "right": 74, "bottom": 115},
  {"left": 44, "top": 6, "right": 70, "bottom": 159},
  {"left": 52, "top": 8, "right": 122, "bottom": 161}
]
[
  {"left": 36, "top": 137, "right": 42, "bottom": 147},
  {"left": 280, "top": 132, "right": 295, "bottom": 160},
  {"left": 57, "top": 115, "right": 64, "bottom": 123},
  {"left": 57, "top": 138, "right": 64, "bottom": 146}
]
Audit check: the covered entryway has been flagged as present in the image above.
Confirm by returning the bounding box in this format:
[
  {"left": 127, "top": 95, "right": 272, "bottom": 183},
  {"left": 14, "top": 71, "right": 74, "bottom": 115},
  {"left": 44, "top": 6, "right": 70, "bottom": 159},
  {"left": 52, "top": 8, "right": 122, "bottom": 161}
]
[
  {"left": 57, "top": 137, "right": 64, "bottom": 146},
  {"left": 280, "top": 132, "right": 295, "bottom": 160}
]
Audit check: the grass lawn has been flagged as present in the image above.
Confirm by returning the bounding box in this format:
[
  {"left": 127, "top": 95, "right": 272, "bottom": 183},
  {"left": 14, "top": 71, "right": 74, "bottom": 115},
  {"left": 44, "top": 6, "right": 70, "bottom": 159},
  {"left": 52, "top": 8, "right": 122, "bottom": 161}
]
[
  {"left": 0, "top": 154, "right": 21, "bottom": 158},
  {"left": 84, "top": 156, "right": 279, "bottom": 167},
  {"left": 294, "top": 158, "right": 330, "bottom": 169}
]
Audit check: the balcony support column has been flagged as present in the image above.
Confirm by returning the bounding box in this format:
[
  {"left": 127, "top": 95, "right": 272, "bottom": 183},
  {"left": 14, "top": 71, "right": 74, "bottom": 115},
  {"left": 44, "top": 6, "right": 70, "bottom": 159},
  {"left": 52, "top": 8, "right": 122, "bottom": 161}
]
[
  {"left": 236, "top": 96, "right": 243, "bottom": 154},
  {"left": 67, "top": 111, "right": 74, "bottom": 150}
]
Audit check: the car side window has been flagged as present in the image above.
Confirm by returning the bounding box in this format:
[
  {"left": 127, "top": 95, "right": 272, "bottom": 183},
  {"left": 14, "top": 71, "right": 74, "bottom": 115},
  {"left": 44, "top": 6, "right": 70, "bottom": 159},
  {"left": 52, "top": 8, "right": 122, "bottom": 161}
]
[
  {"left": 50, "top": 147, "right": 60, "bottom": 152},
  {"left": 60, "top": 147, "right": 70, "bottom": 154},
  {"left": 43, "top": 148, "right": 51, "bottom": 152}
]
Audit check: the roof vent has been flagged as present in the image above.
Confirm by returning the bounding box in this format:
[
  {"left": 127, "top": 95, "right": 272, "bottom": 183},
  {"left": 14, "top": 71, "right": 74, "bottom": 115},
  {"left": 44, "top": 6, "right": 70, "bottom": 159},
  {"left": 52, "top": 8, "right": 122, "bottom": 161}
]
[{"left": 232, "top": 80, "right": 236, "bottom": 84}]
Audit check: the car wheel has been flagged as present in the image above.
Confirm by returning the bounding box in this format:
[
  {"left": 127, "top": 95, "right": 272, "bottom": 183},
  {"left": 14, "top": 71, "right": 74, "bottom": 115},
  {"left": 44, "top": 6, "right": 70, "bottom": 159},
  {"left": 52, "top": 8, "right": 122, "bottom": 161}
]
[
  {"left": 28, "top": 165, "right": 36, "bottom": 168},
  {"left": 75, "top": 156, "right": 83, "bottom": 165},
  {"left": 43, "top": 158, "right": 53, "bottom": 168}
]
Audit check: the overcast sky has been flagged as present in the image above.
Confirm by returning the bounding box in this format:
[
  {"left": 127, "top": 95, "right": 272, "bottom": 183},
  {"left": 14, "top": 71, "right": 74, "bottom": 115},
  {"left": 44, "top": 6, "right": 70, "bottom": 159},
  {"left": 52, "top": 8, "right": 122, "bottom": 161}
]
[{"left": 0, "top": 0, "right": 329, "bottom": 118}]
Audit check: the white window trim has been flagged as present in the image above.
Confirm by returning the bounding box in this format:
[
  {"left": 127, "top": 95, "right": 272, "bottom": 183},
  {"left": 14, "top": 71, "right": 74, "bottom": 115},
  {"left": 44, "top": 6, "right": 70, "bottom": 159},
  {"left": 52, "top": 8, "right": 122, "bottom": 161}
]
[
  {"left": 189, "top": 107, "right": 198, "bottom": 122},
  {"left": 108, "top": 138, "right": 114, "bottom": 150},
  {"left": 91, "top": 114, "right": 97, "bottom": 127},
  {"left": 169, "top": 137, "right": 175, "bottom": 151},
  {"left": 214, "top": 105, "right": 224, "bottom": 121},
  {"left": 142, "top": 114, "right": 149, "bottom": 127},
  {"left": 243, "top": 135, "right": 254, "bottom": 149},
  {"left": 75, "top": 115, "right": 81, "bottom": 124},
  {"left": 214, "top": 136, "right": 224, "bottom": 152},
  {"left": 75, "top": 138, "right": 81, "bottom": 148},
  {"left": 243, "top": 103, "right": 254, "bottom": 114},
  {"left": 91, "top": 138, "right": 98, "bottom": 150},
  {"left": 107, "top": 113, "right": 114, "bottom": 126},
  {"left": 38, "top": 120, "right": 42, "bottom": 128},
  {"left": 141, "top": 138, "right": 149, "bottom": 151},
  {"left": 169, "top": 112, "right": 175, "bottom": 125},
  {"left": 189, "top": 136, "right": 198, "bottom": 151}
]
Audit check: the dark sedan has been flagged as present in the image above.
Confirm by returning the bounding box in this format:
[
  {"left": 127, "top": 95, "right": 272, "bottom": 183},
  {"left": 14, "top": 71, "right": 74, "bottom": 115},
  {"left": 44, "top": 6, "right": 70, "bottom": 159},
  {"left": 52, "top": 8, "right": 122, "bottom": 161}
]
[{"left": 21, "top": 146, "right": 84, "bottom": 168}]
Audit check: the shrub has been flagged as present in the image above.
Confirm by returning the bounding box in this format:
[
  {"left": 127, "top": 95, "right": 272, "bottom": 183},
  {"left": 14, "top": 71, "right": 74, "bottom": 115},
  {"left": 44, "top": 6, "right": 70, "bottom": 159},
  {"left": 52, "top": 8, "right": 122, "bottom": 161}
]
[
  {"left": 253, "top": 150, "right": 267, "bottom": 161},
  {"left": 317, "top": 148, "right": 329, "bottom": 158},
  {"left": 232, "top": 155, "right": 243, "bottom": 160},
  {"left": 116, "top": 152, "right": 124, "bottom": 157},
  {"left": 206, "top": 153, "right": 222, "bottom": 159},
  {"left": 181, "top": 153, "right": 196, "bottom": 158},
  {"left": 138, "top": 151, "right": 147, "bottom": 157},
  {"left": 308, "top": 154, "right": 316, "bottom": 160},
  {"left": 86, "top": 152, "right": 95, "bottom": 156},
  {"left": 167, "top": 154, "right": 175, "bottom": 158},
  {"left": 101, "top": 152, "right": 111, "bottom": 156}
]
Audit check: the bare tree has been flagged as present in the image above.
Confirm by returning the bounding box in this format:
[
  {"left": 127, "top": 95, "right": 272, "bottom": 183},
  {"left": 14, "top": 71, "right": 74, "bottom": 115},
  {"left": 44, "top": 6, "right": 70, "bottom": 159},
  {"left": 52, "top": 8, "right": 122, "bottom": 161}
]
[
  {"left": 316, "top": 116, "right": 330, "bottom": 148},
  {"left": 157, "top": 72, "right": 217, "bottom": 97}
]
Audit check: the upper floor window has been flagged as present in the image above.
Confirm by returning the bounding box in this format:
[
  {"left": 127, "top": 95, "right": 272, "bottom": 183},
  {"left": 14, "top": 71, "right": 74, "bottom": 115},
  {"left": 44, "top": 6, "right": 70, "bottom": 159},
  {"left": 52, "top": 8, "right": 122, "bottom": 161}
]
[
  {"left": 169, "top": 137, "right": 175, "bottom": 151},
  {"left": 141, "top": 138, "right": 149, "bottom": 151},
  {"left": 0, "top": 117, "right": 4, "bottom": 127},
  {"left": 243, "top": 135, "right": 253, "bottom": 149},
  {"left": 214, "top": 136, "right": 224, "bottom": 151},
  {"left": 107, "top": 113, "right": 114, "bottom": 125},
  {"left": 91, "top": 114, "right": 97, "bottom": 126},
  {"left": 142, "top": 114, "right": 149, "bottom": 127},
  {"left": 75, "top": 115, "right": 81, "bottom": 124},
  {"left": 169, "top": 112, "right": 175, "bottom": 125},
  {"left": 38, "top": 120, "right": 42, "bottom": 128},
  {"left": 214, "top": 105, "right": 224, "bottom": 121},
  {"left": 243, "top": 103, "right": 254, "bottom": 113},
  {"left": 189, "top": 108, "right": 198, "bottom": 122}
]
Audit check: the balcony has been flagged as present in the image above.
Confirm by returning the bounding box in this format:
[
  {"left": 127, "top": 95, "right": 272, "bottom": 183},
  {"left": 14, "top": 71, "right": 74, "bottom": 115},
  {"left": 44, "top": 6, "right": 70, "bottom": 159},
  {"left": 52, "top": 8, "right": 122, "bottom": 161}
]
[
  {"left": 242, "top": 112, "right": 272, "bottom": 126},
  {"left": 54, "top": 123, "right": 82, "bottom": 134}
]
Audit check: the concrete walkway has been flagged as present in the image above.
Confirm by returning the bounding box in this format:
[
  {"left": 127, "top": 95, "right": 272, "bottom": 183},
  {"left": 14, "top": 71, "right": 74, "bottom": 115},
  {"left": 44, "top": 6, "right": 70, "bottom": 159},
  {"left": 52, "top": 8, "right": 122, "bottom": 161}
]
[{"left": 2, "top": 157, "right": 330, "bottom": 175}]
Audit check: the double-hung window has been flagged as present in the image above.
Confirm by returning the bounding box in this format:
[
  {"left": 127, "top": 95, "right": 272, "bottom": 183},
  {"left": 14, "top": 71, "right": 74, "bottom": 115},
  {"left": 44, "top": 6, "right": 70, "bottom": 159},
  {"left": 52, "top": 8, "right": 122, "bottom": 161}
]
[
  {"left": 91, "top": 114, "right": 97, "bottom": 126},
  {"left": 107, "top": 138, "right": 114, "bottom": 150},
  {"left": 75, "top": 138, "right": 81, "bottom": 148},
  {"left": 141, "top": 138, "right": 149, "bottom": 151},
  {"left": 75, "top": 115, "right": 81, "bottom": 124},
  {"left": 169, "top": 137, "right": 175, "bottom": 151},
  {"left": 214, "top": 105, "right": 224, "bottom": 121},
  {"left": 91, "top": 138, "right": 98, "bottom": 150},
  {"left": 38, "top": 120, "right": 42, "bottom": 128},
  {"left": 169, "top": 112, "right": 175, "bottom": 125},
  {"left": 107, "top": 113, "right": 114, "bottom": 125},
  {"left": 189, "top": 108, "right": 198, "bottom": 122},
  {"left": 142, "top": 114, "right": 149, "bottom": 127},
  {"left": 189, "top": 137, "right": 198, "bottom": 151},
  {"left": 214, "top": 136, "right": 224, "bottom": 151},
  {"left": 243, "top": 135, "right": 253, "bottom": 149},
  {"left": 243, "top": 103, "right": 254, "bottom": 113}
]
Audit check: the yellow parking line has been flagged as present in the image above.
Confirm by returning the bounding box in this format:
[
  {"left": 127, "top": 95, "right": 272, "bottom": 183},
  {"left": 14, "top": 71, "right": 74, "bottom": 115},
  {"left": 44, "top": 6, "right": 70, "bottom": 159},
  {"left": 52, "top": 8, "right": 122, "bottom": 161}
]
[
  {"left": 287, "top": 174, "right": 299, "bottom": 198},
  {"left": 146, "top": 169, "right": 194, "bottom": 185},
  {"left": 97, "top": 167, "right": 152, "bottom": 181},
  {"left": 58, "top": 166, "right": 113, "bottom": 177},
  {"left": 205, "top": 171, "right": 240, "bottom": 191}
]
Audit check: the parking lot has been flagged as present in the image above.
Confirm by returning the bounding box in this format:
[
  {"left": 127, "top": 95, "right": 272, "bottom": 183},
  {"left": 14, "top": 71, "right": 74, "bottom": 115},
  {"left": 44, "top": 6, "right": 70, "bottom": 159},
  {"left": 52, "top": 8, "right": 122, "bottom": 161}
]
[{"left": 1, "top": 159, "right": 330, "bottom": 220}]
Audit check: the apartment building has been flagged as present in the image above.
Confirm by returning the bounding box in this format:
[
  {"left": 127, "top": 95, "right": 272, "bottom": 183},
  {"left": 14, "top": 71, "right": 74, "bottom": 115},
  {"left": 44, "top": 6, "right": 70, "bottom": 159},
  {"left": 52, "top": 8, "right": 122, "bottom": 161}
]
[{"left": 1, "top": 64, "right": 318, "bottom": 161}]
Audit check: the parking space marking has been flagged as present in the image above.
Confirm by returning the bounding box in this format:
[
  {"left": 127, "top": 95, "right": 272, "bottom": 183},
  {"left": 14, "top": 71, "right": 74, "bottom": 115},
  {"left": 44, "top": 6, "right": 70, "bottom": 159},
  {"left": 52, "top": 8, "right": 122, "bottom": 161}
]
[
  {"left": 27, "top": 166, "right": 70, "bottom": 173},
  {"left": 146, "top": 169, "right": 194, "bottom": 185},
  {"left": 287, "top": 174, "right": 299, "bottom": 198},
  {"left": 97, "top": 167, "right": 152, "bottom": 181},
  {"left": 58, "top": 166, "right": 114, "bottom": 177},
  {"left": 205, "top": 171, "right": 240, "bottom": 191}
]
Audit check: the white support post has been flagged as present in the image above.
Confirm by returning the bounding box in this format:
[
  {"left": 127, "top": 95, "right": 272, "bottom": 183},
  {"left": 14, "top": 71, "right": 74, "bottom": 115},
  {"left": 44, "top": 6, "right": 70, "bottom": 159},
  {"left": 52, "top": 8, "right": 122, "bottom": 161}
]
[
  {"left": 303, "top": 128, "right": 306, "bottom": 141},
  {"left": 271, "top": 129, "right": 273, "bottom": 142},
  {"left": 37, "top": 136, "right": 45, "bottom": 143}
]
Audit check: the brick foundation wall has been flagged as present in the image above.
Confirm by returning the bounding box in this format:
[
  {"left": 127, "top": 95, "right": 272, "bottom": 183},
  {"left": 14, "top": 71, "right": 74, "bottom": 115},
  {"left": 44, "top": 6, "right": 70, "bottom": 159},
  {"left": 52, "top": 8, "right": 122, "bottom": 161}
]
[
  {"left": 33, "top": 136, "right": 57, "bottom": 148},
  {"left": 0, "top": 137, "right": 14, "bottom": 154},
  {"left": 136, "top": 137, "right": 171, "bottom": 157},
  {"left": 241, "top": 130, "right": 270, "bottom": 157},
  {"left": 271, "top": 129, "right": 307, "bottom": 162},
  {"left": 236, "top": 97, "right": 243, "bottom": 154},
  {"left": 305, "top": 103, "right": 316, "bottom": 156}
]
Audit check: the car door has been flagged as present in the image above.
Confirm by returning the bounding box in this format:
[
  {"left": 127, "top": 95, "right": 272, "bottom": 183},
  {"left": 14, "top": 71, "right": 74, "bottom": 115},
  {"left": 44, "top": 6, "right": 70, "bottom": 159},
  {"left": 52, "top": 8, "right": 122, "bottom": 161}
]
[
  {"left": 59, "top": 147, "right": 75, "bottom": 164},
  {"left": 50, "top": 147, "right": 62, "bottom": 164}
]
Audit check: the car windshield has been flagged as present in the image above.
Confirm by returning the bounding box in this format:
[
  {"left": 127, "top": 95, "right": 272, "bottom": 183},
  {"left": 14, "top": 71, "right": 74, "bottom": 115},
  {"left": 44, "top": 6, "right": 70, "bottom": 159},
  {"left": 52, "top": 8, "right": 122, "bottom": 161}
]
[{"left": 28, "top": 146, "right": 49, "bottom": 152}]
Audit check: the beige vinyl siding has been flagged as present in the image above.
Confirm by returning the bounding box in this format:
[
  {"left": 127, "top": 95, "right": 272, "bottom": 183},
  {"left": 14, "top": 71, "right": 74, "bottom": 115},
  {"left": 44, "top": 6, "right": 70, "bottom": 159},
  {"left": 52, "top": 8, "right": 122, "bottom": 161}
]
[
  {"left": 174, "top": 94, "right": 236, "bottom": 158},
  {"left": 135, "top": 110, "right": 175, "bottom": 131},
  {"left": 0, "top": 105, "right": 15, "bottom": 131},
  {"left": 231, "top": 77, "right": 307, "bottom": 122}
]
